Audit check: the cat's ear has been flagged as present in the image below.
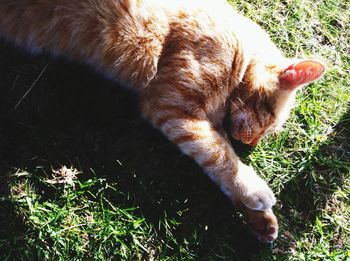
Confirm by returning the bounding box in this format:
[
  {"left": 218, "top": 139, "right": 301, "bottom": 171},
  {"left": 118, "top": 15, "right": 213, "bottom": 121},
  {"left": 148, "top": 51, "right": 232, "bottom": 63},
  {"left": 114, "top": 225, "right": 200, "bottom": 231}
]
[{"left": 279, "top": 60, "right": 326, "bottom": 90}]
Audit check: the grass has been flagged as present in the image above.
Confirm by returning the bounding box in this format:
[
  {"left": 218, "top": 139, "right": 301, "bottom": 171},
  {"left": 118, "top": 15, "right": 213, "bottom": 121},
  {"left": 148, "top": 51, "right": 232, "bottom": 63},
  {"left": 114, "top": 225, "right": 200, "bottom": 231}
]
[{"left": 0, "top": 0, "right": 349, "bottom": 259}]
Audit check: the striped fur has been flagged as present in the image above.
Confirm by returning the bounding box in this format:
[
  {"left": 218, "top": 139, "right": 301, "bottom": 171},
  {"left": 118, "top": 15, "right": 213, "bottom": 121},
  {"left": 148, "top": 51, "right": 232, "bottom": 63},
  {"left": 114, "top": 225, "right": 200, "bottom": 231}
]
[{"left": 0, "top": 0, "right": 325, "bottom": 242}]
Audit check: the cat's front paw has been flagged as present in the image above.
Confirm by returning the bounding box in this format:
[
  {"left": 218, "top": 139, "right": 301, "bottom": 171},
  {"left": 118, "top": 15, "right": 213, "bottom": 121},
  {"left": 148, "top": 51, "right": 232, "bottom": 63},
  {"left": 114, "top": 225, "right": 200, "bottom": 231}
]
[
  {"left": 237, "top": 202, "right": 279, "bottom": 243},
  {"left": 233, "top": 163, "right": 276, "bottom": 211}
]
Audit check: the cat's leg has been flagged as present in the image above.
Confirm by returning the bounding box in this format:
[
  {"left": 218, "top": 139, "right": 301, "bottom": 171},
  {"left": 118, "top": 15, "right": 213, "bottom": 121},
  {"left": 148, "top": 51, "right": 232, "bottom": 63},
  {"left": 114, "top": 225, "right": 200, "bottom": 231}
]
[
  {"left": 142, "top": 98, "right": 278, "bottom": 241},
  {"left": 183, "top": 119, "right": 275, "bottom": 210},
  {"left": 148, "top": 115, "right": 276, "bottom": 211}
]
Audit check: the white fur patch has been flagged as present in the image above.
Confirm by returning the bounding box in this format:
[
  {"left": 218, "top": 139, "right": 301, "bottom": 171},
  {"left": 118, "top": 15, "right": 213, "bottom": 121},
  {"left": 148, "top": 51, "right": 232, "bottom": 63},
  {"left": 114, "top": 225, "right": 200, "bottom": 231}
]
[{"left": 232, "top": 161, "right": 276, "bottom": 210}]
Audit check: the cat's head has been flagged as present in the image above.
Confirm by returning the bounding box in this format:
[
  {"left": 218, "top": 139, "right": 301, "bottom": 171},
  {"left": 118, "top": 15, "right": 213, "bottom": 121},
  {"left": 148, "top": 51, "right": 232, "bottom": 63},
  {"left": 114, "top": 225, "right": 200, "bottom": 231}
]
[{"left": 229, "top": 59, "right": 325, "bottom": 146}]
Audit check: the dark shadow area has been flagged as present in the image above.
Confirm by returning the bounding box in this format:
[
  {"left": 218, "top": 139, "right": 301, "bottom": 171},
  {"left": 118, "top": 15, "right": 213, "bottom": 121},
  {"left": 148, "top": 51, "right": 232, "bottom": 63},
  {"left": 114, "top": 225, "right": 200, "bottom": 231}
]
[{"left": 0, "top": 42, "right": 268, "bottom": 259}]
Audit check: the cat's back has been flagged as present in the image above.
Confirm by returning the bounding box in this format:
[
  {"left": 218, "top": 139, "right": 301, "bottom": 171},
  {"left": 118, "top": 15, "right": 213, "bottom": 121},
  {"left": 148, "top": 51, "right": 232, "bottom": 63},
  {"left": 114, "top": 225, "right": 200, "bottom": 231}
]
[{"left": 0, "top": 0, "right": 270, "bottom": 90}]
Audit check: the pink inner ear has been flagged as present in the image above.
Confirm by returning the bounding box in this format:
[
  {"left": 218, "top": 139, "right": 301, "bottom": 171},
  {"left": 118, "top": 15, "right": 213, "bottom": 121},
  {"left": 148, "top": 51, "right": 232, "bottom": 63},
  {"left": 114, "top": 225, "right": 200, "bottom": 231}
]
[{"left": 279, "top": 60, "right": 326, "bottom": 90}]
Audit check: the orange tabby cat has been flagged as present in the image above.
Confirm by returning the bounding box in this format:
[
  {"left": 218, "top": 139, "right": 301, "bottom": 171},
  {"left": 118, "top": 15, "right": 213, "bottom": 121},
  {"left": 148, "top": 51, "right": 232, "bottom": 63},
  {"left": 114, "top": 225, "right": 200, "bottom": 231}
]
[{"left": 0, "top": 0, "right": 325, "bottom": 242}]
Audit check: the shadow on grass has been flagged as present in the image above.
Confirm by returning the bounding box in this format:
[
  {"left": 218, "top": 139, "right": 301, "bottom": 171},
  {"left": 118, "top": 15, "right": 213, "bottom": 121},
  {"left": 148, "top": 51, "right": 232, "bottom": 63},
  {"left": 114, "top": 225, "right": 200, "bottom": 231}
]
[
  {"left": 1, "top": 41, "right": 348, "bottom": 259},
  {"left": 0, "top": 42, "right": 266, "bottom": 259},
  {"left": 278, "top": 104, "right": 350, "bottom": 245}
]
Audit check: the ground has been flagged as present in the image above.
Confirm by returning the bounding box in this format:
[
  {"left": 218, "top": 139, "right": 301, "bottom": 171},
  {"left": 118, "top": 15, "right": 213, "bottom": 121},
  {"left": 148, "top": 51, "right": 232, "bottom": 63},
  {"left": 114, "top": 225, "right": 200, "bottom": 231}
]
[{"left": 0, "top": 0, "right": 349, "bottom": 260}]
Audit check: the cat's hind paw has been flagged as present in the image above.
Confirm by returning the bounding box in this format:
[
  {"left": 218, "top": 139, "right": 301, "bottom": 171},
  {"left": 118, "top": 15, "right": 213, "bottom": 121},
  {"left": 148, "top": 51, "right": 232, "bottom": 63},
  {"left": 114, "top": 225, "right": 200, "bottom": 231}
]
[
  {"left": 234, "top": 163, "right": 276, "bottom": 211},
  {"left": 237, "top": 202, "right": 279, "bottom": 243}
]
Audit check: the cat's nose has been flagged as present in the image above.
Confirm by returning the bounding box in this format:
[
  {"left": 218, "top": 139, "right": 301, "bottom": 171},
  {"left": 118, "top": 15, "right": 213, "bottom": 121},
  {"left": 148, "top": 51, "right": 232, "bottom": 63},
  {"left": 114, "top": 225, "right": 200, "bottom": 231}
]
[{"left": 248, "top": 137, "right": 260, "bottom": 146}]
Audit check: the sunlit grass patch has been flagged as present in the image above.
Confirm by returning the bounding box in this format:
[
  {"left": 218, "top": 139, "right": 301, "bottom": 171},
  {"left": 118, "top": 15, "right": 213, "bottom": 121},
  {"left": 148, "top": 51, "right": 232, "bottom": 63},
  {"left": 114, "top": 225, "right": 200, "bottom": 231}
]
[{"left": 1, "top": 168, "right": 159, "bottom": 260}]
